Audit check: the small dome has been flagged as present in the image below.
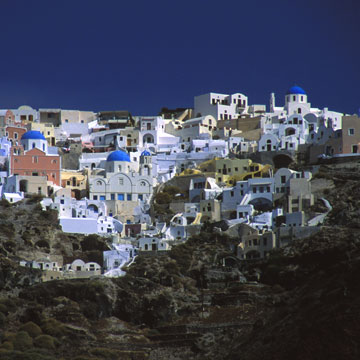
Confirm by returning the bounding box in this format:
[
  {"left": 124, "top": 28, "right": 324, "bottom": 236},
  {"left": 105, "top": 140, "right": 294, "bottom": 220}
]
[
  {"left": 21, "top": 130, "right": 46, "bottom": 140},
  {"left": 141, "top": 150, "right": 151, "bottom": 156},
  {"left": 18, "top": 105, "right": 33, "bottom": 111},
  {"left": 106, "top": 150, "right": 131, "bottom": 162},
  {"left": 287, "top": 86, "right": 306, "bottom": 95}
]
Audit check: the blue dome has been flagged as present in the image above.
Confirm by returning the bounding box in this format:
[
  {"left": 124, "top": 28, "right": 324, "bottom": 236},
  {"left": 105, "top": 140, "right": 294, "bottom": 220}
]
[
  {"left": 21, "top": 130, "right": 46, "bottom": 140},
  {"left": 106, "top": 150, "right": 131, "bottom": 162},
  {"left": 287, "top": 86, "right": 306, "bottom": 95},
  {"left": 141, "top": 150, "right": 151, "bottom": 156}
]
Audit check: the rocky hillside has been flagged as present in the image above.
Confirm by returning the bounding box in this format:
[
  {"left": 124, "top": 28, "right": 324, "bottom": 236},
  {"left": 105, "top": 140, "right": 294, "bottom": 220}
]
[
  {"left": 0, "top": 164, "right": 359, "bottom": 359},
  {"left": 0, "top": 196, "right": 111, "bottom": 268}
]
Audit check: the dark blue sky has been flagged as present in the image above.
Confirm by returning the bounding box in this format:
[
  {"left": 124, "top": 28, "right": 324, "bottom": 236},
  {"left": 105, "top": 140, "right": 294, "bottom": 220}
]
[{"left": 0, "top": 0, "right": 359, "bottom": 115}]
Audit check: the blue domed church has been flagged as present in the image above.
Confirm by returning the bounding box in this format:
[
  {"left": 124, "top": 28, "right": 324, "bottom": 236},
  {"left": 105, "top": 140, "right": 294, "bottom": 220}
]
[{"left": 88, "top": 149, "right": 154, "bottom": 223}]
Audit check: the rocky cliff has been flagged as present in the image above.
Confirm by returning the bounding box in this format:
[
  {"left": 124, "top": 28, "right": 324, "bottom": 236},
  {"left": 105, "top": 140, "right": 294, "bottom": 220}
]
[{"left": 0, "top": 165, "right": 359, "bottom": 359}]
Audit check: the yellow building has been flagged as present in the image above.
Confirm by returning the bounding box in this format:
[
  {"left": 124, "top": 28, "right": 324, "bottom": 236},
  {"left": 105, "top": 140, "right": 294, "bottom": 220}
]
[
  {"left": 199, "top": 199, "right": 221, "bottom": 222},
  {"left": 30, "top": 123, "right": 56, "bottom": 146},
  {"left": 61, "top": 169, "right": 88, "bottom": 199},
  {"left": 198, "top": 158, "right": 272, "bottom": 186}
]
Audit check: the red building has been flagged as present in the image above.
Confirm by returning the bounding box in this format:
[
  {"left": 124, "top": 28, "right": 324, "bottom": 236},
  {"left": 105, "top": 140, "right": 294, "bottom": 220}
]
[
  {"left": 10, "top": 130, "right": 61, "bottom": 186},
  {"left": 5, "top": 126, "right": 27, "bottom": 145}
]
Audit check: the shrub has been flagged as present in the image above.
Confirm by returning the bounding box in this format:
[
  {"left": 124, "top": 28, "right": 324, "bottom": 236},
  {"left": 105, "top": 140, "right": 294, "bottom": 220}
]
[
  {"left": 35, "top": 240, "right": 50, "bottom": 249},
  {"left": 0, "top": 341, "right": 13, "bottom": 350},
  {"left": 41, "top": 318, "right": 66, "bottom": 337},
  {"left": 26, "top": 194, "right": 44, "bottom": 204},
  {"left": 90, "top": 347, "right": 123, "bottom": 359},
  {"left": 0, "top": 212, "right": 9, "bottom": 220},
  {"left": 0, "top": 303, "right": 8, "bottom": 314},
  {"left": 163, "top": 185, "right": 182, "bottom": 196},
  {"left": 3, "top": 240, "right": 16, "bottom": 252},
  {"left": 81, "top": 234, "right": 108, "bottom": 252},
  {"left": 0, "top": 298, "right": 18, "bottom": 312},
  {"left": 0, "top": 198, "right": 10, "bottom": 208},
  {"left": 19, "top": 322, "right": 42, "bottom": 338},
  {"left": 13, "top": 331, "right": 33, "bottom": 351},
  {"left": 2, "top": 332, "right": 16, "bottom": 343},
  {"left": 1, "top": 223, "right": 15, "bottom": 239},
  {"left": 0, "top": 312, "right": 6, "bottom": 327},
  {"left": 155, "top": 192, "right": 171, "bottom": 204},
  {"left": 21, "top": 231, "right": 32, "bottom": 243},
  {"left": 34, "top": 335, "right": 56, "bottom": 350},
  {"left": 39, "top": 209, "right": 58, "bottom": 223}
]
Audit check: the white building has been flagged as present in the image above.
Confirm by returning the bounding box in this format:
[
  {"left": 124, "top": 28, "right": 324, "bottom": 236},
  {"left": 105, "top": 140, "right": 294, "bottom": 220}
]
[
  {"left": 268, "top": 86, "right": 343, "bottom": 131},
  {"left": 139, "top": 116, "right": 180, "bottom": 153},
  {"left": 194, "top": 92, "right": 248, "bottom": 120},
  {"left": 103, "top": 244, "right": 136, "bottom": 273},
  {"left": 222, "top": 177, "right": 275, "bottom": 213}
]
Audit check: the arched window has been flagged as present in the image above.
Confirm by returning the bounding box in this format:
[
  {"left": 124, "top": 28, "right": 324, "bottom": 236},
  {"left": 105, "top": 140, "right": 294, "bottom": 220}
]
[
  {"left": 32, "top": 142, "right": 36, "bottom": 148},
  {"left": 96, "top": 180, "right": 102, "bottom": 186}
]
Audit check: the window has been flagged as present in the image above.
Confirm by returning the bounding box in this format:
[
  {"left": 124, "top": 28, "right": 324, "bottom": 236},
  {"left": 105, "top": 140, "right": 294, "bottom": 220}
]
[
  {"left": 127, "top": 194, "right": 132, "bottom": 201},
  {"left": 293, "top": 96, "right": 296, "bottom": 101},
  {"left": 93, "top": 195, "right": 98, "bottom": 200},
  {"left": 100, "top": 195, "right": 105, "bottom": 200},
  {"left": 111, "top": 193, "right": 115, "bottom": 200},
  {"left": 119, "top": 178, "right": 123, "bottom": 185},
  {"left": 281, "top": 175, "right": 286, "bottom": 184},
  {"left": 298, "top": 108, "right": 301, "bottom": 114},
  {"left": 348, "top": 128, "right": 355, "bottom": 136},
  {"left": 138, "top": 194, "right": 143, "bottom": 201},
  {"left": 14, "top": 132, "right": 18, "bottom": 139},
  {"left": 118, "top": 193, "right": 124, "bottom": 200},
  {"left": 96, "top": 180, "right": 102, "bottom": 186},
  {"left": 231, "top": 191, "right": 234, "bottom": 197},
  {"left": 253, "top": 187, "right": 257, "bottom": 193},
  {"left": 32, "top": 156, "right": 38, "bottom": 163}
]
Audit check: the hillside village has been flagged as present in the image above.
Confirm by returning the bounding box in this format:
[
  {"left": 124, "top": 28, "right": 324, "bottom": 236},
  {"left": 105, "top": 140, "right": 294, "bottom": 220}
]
[{"left": 0, "top": 85, "right": 358, "bottom": 279}]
